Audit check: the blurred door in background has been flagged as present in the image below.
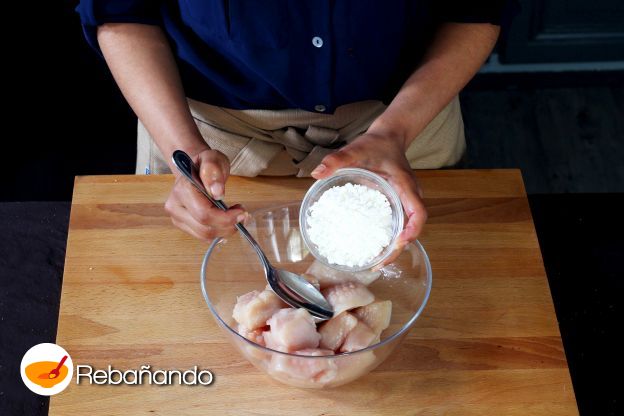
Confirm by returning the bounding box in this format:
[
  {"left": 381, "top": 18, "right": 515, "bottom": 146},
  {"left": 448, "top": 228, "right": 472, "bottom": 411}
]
[{"left": 501, "top": 0, "right": 624, "bottom": 63}]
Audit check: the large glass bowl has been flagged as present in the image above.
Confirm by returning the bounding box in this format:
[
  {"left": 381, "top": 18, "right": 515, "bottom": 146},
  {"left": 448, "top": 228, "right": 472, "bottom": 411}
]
[{"left": 200, "top": 203, "right": 431, "bottom": 389}]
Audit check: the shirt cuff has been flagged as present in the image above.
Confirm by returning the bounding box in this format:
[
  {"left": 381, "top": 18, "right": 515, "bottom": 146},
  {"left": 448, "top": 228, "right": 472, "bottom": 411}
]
[
  {"left": 76, "top": 0, "right": 161, "bottom": 56},
  {"left": 434, "top": 0, "right": 520, "bottom": 26}
]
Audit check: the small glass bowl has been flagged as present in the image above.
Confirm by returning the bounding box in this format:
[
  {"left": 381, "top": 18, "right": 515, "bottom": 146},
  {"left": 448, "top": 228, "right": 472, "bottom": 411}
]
[
  {"left": 200, "top": 203, "right": 432, "bottom": 389},
  {"left": 299, "top": 168, "right": 404, "bottom": 272}
]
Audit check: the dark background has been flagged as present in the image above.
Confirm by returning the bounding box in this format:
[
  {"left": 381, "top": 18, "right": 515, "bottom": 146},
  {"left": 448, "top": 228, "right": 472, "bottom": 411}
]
[{"left": 1, "top": 1, "right": 623, "bottom": 415}]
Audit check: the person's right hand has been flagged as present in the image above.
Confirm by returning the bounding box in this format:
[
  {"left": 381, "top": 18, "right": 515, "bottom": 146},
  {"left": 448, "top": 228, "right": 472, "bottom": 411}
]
[{"left": 165, "top": 148, "right": 247, "bottom": 241}]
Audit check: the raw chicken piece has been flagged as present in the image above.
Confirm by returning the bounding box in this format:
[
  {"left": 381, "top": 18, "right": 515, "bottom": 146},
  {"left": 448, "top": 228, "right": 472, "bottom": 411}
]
[
  {"left": 232, "top": 289, "right": 284, "bottom": 330},
  {"left": 340, "top": 321, "right": 377, "bottom": 352},
  {"left": 318, "top": 312, "right": 358, "bottom": 351},
  {"left": 237, "top": 324, "right": 266, "bottom": 346},
  {"left": 269, "top": 348, "right": 337, "bottom": 386},
  {"left": 262, "top": 330, "right": 288, "bottom": 352},
  {"left": 332, "top": 350, "right": 377, "bottom": 385},
  {"left": 322, "top": 281, "right": 375, "bottom": 316},
  {"left": 264, "top": 308, "right": 321, "bottom": 351},
  {"left": 353, "top": 300, "right": 392, "bottom": 336},
  {"left": 294, "top": 348, "right": 335, "bottom": 358},
  {"left": 306, "top": 260, "right": 380, "bottom": 288}
]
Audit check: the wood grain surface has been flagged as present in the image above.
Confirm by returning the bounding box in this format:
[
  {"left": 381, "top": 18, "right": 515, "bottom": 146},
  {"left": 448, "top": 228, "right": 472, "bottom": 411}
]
[{"left": 50, "top": 169, "right": 578, "bottom": 415}]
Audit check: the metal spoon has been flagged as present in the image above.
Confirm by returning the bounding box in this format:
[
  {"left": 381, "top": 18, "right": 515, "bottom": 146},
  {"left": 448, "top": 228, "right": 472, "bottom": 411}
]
[{"left": 172, "top": 150, "right": 333, "bottom": 321}]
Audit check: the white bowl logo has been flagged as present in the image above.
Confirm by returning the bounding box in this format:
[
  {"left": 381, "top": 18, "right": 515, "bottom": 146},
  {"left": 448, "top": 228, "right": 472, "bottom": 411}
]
[{"left": 20, "top": 343, "right": 73, "bottom": 396}]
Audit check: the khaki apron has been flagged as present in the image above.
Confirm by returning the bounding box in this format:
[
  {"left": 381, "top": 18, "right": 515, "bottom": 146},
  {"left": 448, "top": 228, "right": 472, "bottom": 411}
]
[{"left": 136, "top": 97, "right": 465, "bottom": 176}]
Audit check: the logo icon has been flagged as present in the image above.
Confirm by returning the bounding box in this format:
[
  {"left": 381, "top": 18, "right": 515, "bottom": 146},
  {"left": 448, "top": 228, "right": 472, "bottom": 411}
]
[{"left": 21, "top": 343, "right": 73, "bottom": 396}]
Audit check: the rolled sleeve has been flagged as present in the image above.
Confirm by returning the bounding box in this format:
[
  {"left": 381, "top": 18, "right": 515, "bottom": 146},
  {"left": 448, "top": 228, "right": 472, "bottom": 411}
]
[
  {"left": 76, "top": 0, "right": 162, "bottom": 54},
  {"left": 434, "top": 0, "right": 519, "bottom": 25}
]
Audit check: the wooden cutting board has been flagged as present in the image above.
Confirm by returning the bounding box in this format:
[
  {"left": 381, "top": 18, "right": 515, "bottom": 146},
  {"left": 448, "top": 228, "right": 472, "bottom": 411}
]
[{"left": 50, "top": 170, "right": 578, "bottom": 415}]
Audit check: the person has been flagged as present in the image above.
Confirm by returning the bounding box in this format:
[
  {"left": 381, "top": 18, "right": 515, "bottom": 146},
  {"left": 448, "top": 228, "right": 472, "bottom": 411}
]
[{"left": 77, "top": 1, "right": 509, "bottom": 262}]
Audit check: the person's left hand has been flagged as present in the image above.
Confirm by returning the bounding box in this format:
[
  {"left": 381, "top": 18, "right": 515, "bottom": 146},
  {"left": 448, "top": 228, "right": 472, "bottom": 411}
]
[{"left": 310, "top": 130, "right": 428, "bottom": 268}]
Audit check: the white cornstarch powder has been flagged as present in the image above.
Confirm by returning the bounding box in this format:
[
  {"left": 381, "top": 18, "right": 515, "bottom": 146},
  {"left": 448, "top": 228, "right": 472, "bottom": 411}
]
[{"left": 306, "top": 183, "right": 394, "bottom": 267}]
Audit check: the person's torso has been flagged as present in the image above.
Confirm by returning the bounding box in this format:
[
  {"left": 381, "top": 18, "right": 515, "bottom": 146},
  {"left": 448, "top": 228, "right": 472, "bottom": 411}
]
[{"left": 161, "top": 0, "right": 438, "bottom": 113}]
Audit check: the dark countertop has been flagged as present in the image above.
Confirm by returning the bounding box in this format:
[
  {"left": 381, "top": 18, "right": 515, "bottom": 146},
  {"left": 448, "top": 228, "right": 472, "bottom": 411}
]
[
  {"left": 0, "top": 202, "right": 70, "bottom": 416},
  {"left": 528, "top": 194, "right": 622, "bottom": 415},
  {"left": 1, "top": 195, "right": 621, "bottom": 416}
]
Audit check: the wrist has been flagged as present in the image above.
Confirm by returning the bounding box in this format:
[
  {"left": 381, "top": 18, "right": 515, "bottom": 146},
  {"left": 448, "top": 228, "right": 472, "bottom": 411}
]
[
  {"left": 162, "top": 135, "right": 211, "bottom": 175},
  {"left": 185, "top": 142, "right": 211, "bottom": 158},
  {"left": 367, "top": 116, "right": 410, "bottom": 151}
]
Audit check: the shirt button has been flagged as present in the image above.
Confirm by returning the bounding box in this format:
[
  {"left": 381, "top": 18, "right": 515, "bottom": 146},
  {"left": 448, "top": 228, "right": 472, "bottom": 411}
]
[
  {"left": 312, "top": 36, "right": 323, "bottom": 48},
  {"left": 314, "top": 104, "right": 326, "bottom": 112}
]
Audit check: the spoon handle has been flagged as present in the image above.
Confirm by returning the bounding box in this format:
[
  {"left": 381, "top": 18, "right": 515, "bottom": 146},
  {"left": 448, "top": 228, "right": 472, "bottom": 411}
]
[
  {"left": 55, "top": 355, "right": 68, "bottom": 371},
  {"left": 171, "top": 151, "right": 269, "bottom": 263},
  {"left": 172, "top": 150, "right": 229, "bottom": 211}
]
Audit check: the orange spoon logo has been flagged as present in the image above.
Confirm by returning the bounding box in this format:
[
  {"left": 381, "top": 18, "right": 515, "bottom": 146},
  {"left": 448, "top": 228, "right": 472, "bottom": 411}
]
[{"left": 21, "top": 343, "right": 73, "bottom": 396}]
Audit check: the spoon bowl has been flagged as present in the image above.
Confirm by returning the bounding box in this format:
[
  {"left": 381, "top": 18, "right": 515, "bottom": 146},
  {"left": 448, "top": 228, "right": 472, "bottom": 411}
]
[{"left": 38, "top": 355, "right": 67, "bottom": 380}]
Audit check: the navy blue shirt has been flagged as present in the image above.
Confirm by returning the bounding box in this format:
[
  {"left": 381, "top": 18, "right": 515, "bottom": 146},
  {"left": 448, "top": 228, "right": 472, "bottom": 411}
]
[{"left": 78, "top": 1, "right": 508, "bottom": 113}]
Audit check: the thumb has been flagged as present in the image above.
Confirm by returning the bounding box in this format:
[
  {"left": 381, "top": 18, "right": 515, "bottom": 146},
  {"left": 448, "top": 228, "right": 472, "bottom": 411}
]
[
  {"left": 311, "top": 150, "right": 355, "bottom": 179},
  {"left": 197, "top": 150, "right": 230, "bottom": 200}
]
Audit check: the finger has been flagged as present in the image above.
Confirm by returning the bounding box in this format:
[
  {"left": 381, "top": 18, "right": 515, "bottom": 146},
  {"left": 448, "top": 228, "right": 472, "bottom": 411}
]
[
  {"left": 178, "top": 181, "right": 246, "bottom": 227},
  {"left": 388, "top": 171, "right": 428, "bottom": 244},
  {"left": 229, "top": 204, "right": 251, "bottom": 225},
  {"left": 166, "top": 195, "right": 228, "bottom": 240},
  {"left": 374, "top": 210, "right": 426, "bottom": 270},
  {"left": 170, "top": 205, "right": 239, "bottom": 240},
  {"left": 311, "top": 150, "right": 355, "bottom": 179},
  {"left": 171, "top": 216, "right": 214, "bottom": 242},
  {"left": 398, "top": 209, "right": 427, "bottom": 243},
  {"left": 197, "top": 150, "right": 230, "bottom": 200}
]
